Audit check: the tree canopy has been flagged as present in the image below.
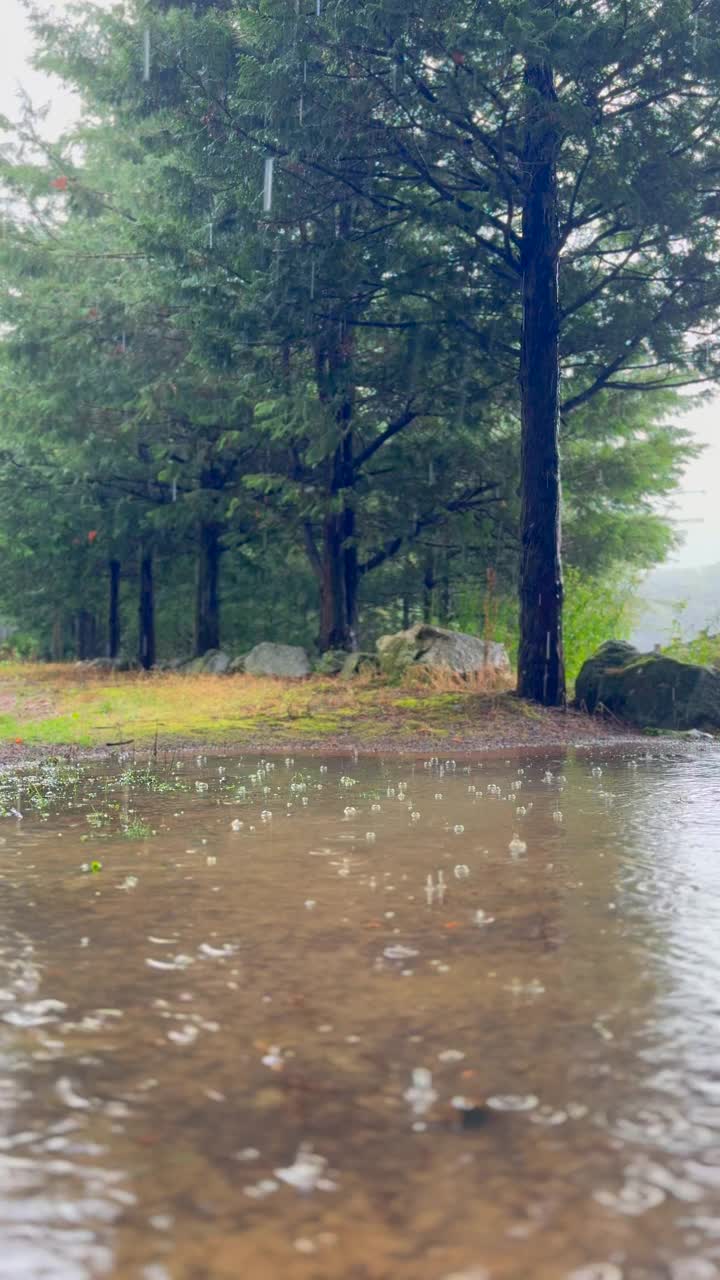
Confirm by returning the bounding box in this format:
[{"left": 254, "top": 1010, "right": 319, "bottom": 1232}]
[{"left": 0, "top": 0, "right": 714, "bottom": 689}]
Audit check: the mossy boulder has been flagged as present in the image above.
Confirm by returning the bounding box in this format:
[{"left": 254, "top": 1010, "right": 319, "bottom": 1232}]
[
  {"left": 243, "top": 642, "right": 311, "bottom": 679},
  {"left": 179, "top": 649, "right": 232, "bottom": 675},
  {"left": 340, "top": 651, "right": 380, "bottom": 680},
  {"left": 314, "top": 649, "right": 348, "bottom": 676},
  {"left": 376, "top": 623, "right": 510, "bottom": 682},
  {"left": 575, "top": 640, "right": 720, "bottom": 731}
]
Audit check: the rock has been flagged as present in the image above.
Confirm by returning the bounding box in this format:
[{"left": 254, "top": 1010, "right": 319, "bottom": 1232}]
[
  {"left": 243, "top": 642, "right": 311, "bottom": 679},
  {"left": 574, "top": 640, "right": 640, "bottom": 712},
  {"left": 376, "top": 623, "right": 510, "bottom": 681},
  {"left": 340, "top": 651, "right": 380, "bottom": 679},
  {"left": 575, "top": 640, "right": 720, "bottom": 731},
  {"left": 314, "top": 649, "right": 348, "bottom": 676},
  {"left": 203, "top": 650, "right": 232, "bottom": 674},
  {"left": 227, "top": 655, "right": 247, "bottom": 674},
  {"left": 178, "top": 649, "right": 231, "bottom": 675},
  {"left": 84, "top": 656, "right": 139, "bottom": 672}
]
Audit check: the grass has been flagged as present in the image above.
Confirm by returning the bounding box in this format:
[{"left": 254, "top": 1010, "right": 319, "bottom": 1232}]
[
  {"left": 0, "top": 660, "right": 531, "bottom": 752},
  {"left": 0, "top": 659, "right": 636, "bottom": 756}
]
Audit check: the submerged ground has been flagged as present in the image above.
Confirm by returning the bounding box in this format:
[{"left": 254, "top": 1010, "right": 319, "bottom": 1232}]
[
  {"left": 0, "top": 662, "right": 643, "bottom": 764},
  {"left": 0, "top": 745, "right": 719, "bottom": 1280}
]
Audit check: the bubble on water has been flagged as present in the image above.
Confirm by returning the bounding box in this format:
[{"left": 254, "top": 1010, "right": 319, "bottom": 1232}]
[
  {"left": 670, "top": 1262, "right": 720, "bottom": 1279},
  {"left": 244, "top": 1178, "right": 279, "bottom": 1199},
  {"left": 167, "top": 1024, "right": 198, "bottom": 1046},
  {"left": 404, "top": 1067, "right": 437, "bottom": 1115},
  {"left": 195, "top": 781, "right": 209, "bottom": 793},
  {"left": 343, "top": 807, "right": 358, "bottom": 818},
  {"left": 438, "top": 1049, "right": 465, "bottom": 1062},
  {"left": 261, "top": 1046, "right": 284, "bottom": 1069},
  {"left": 591, "top": 766, "right": 603, "bottom": 777},
  {"left": 206, "top": 856, "right": 217, "bottom": 866},
  {"left": 543, "top": 771, "right": 554, "bottom": 784},
  {"left": 304, "top": 899, "right": 316, "bottom": 910},
  {"left": 508, "top": 833, "right": 527, "bottom": 855},
  {"left": 411, "top": 811, "right": 421, "bottom": 822},
  {"left": 119, "top": 875, "right": 138, "bottom": 891},
  {"left": 593, "top": 1181, "right": 666, "bottom": 1214},
  {"left": 371, "top": 803, "right": 382, "bottom": 813},
  {"left": 275, "top": 1144, "right": 336, "bottom": 1192},
  {"left": 235, "top": 1147, "right": 261, "bottom": 1163},
  {"left": 260, "top": 810, "right": 272, "bottom": 822},
  {"left": 198, "top": 942, "right": 235, "bottom": 958},
  {"left": 435, "top": 793, "right": 443, "bottom": 800},
  {"left": 453, "top": 824, "right": 464, "bottom": 835},
  {"left": 486, "top": 1094, "right": 538, "bottom": 1112},
  {"left": 474, "top": 909, "right": 495, "bottom": 926},
  {"left": 294, "top": 1239, "right": 317, "bottom": 1254},
  {"left": 365, "top": 831, "right": 376, "bottom": 842},
  {"left": 454, "top": 864, "right": 470, "bottom": 880},
  {"left": 552, "top": 809, "right": 563, "bottom": 822},
  {"left": 530, "top": 1106, "right": 567, "bottom": 1126},
  {"left": 230, "top": 819, "right": 243, "bottom": 831},
  {"left": 384, "top": 945, "right": 419, "bottom": 961}
]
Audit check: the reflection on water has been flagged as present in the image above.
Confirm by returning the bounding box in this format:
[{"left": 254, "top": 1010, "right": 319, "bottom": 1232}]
[{"left": 0, "top": 745, "right": 719, "bottom": 1279}]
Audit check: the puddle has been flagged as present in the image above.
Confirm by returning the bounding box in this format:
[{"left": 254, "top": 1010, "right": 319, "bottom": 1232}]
[{"left": 0, "top": 747, "right": 719, "bottom": 1278}]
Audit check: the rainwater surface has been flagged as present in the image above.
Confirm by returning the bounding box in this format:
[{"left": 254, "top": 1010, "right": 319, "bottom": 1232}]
[{"left": 1, "top": 746, "right": 720, "bottom": 1280}]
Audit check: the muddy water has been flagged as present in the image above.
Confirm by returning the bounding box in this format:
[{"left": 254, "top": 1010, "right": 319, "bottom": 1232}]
[{"left": 1, "top": 747, "right": 720, "bottom": 1280}]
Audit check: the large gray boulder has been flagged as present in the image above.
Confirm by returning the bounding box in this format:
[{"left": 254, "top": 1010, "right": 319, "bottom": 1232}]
[
  {"left": 180, "top": 649, "right": 232, "bottom": 675},
  {"left": 376, "top": 623, "right": 510, "bottom": 681},
  {"left": 243, "top": 642, "right": 311, "bottom": 679},
  {"left": 575, "top": 640, "right": 720, "bottom": 731}
]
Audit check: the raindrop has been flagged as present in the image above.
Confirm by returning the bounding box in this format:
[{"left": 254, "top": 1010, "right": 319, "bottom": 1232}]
[
  {"left": 142, "top": 27, "right": 151, "bottom": 82},
  {"left": 486, "top": 1094, "right": 538, "bottom": 1111},
  {"left": 263, "top": 156, "right": 275, "bottom": 212}
]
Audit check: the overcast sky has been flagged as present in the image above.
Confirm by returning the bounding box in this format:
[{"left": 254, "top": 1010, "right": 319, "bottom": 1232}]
[{"left": 2, "top": 0, "right": 719, "bottom": 570}]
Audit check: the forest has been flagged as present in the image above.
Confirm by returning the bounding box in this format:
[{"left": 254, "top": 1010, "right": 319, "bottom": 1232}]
[{"left": 1, "top": 0, "right": 719, "bottom": 703}]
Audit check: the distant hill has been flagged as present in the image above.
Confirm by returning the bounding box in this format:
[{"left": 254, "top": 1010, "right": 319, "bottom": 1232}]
[{"left": 630, "top": 563, "right": 720, "bottom": 650}]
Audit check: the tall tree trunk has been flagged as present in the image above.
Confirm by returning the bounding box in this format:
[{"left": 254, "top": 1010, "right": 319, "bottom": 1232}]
[
  {"left": 75, "top": 610, "right": 97, "bottom": 660},
  {"left": 422, "top": 549, "right": 434, "bottom": 623},
  {"left": 194, "top": 521, "right": 221, "bottom": 656},
  {"left": 108, "top": 559, "right": 121, "bottom": 659},
  {"left": 319, "top": 510, "right": 346, "bottom": 652},
  {"left": 51, "top": 613, "right": 64, "bottom": 662},
  {"left": 517, "top": 59, "right": 565, "bottom": 706},
  {"left": 318, "top": 422, "right": 358, "bottom": 652},
  {"left": 138, "top": 546, "right": 155, "bottom": 671}
]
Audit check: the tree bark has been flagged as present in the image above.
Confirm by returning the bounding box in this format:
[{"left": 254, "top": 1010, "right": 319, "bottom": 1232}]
[
  {"left": 51, "top": 613, "right": 64, "bottom": 662},
  {"left": 422, "top": 549, "right": 434, "bottom": 623},
  {"left": 517, "top": 59, "right": 566, "bottom": 706},
  {"left": 318, "top": 488, "right": 357, "bottom": 651},
  {"left": 75, "top": 610, "right": 97, "bottom": 660},
  {"left": 108, "top": 559, "right": 121, "bottom": 659},
  {"left": 138, "top": 546, "right": 155, "bottom": 670},
  {"left": 194, "top": 521, "right": 221, "bottom": 655}
]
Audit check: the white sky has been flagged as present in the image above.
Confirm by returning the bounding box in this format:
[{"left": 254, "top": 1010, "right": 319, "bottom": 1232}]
[{"left": 2, "top": 0, "right": 719, "bottom": 569}]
